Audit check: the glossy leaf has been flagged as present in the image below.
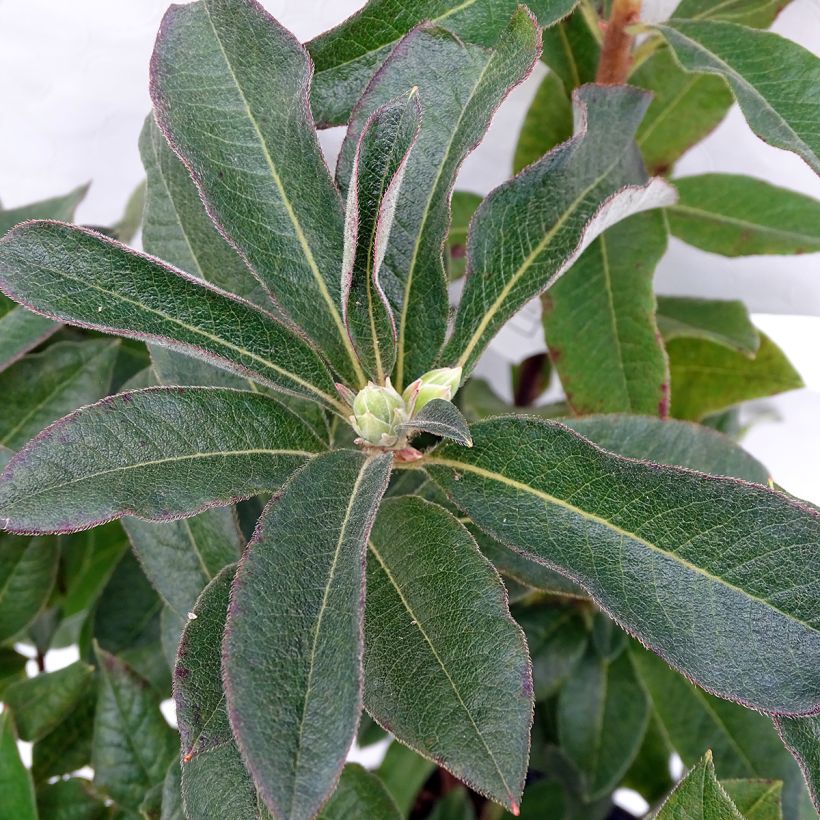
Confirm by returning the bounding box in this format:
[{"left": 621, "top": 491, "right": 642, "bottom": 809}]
[
  {"left": 224, "top": 450, "right": 392, "bottom": 819},
  {"left": 427, "top": 416, "right": 820, "bottom": 715},
  {"left": 632, "top": 46, "right": 733, "bottom": 175},
  {"left": 0, "top": 387, "right": 324, "bottom": 534},
  {"left": 4, "top": 660, "right": 94, "bottom": 742},
  {"left": 673, "top": 0, "right": 795, "bottom": 28},
  {"left": 542, "top": 210, "right": 669, "bottom": 415},
  {"left": 668, "top": 332, "right": 803, "bottom": 421},
  {"left": 0, "top": 339, "right": 119, "bottom": 451},
  {"left": 0, "top": 534, "right": 58, "bottom": 642},
  {"left": 92, "top": 647, "right": 177, "bottom": 811},
  {"left": 337, "top": 10, "right": 541, "bottom": 388},
  {"left": 443, "top": 85, "right": 676, "bottom": 376},
  {"left": 657, "top": 20, "right": 820, "bottom": 173},
  {"left": 0, "top": 712, "right": 37, "bottom": 820},
  {"left": 140, "top": 116, "right": 268, "bottom": 308},
  {"left": 540, "top": 8, "right": 600, "bottom": 92},
  {"left": 667, "top": 174, "right": 820, "bottom": 256},
  {"left": 342, "top": 92, "right": 420, "bottom": 381},
  {"left": 151, "top": 0, "right": 362, "bottom": 386},
  {"left": 722, "top": 780, "right": 783, "bottom": 820},
  {"left": 563, "top": 414, "right": 769, "bottom": 484},
  {"left": 36, "top": 778, "right": 109, "bottom": 820},
  {"left": 656, "top": 296, "right": 759, "bottom": 355},
  {"left": 399, "top": 399, "right": 473, "bottom": 447},
  {"left": 0, "top": 222, "right": 341, "bottom": 408},
  {"left": 657, "top": 751, "right": 743, "bottom": 819},
  {"left": 366, "top": 497, "right": 532, "bottom": 811},
  {"left": 307, "top": 0, "right": 577, "bottom": 127},
  {"left": 513, "top": 72, "right": 574, "bottom": 174},
  {"left": 774, "top": 715, "right": 820, "bottom": 814},
  {"left": 317, "top": 764, "right": 401, "bottom": 820},
  {"left": 447, "top": 192, "right": 482, "bottom": 281}
]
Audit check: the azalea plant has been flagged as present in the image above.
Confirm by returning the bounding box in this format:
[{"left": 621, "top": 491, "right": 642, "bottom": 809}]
[{"left": 0, "top": 0, "right": 819, "bottom": 818}]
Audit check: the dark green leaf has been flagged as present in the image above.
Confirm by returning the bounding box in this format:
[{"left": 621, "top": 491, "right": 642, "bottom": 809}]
[
  {"left": 366, "top": 497, "right": 531, "bottom": 811},
  {"left": 32, "top": 688, "right": 96, "bottom": 782},
  {"left": 0, "top": 534, "right": 58, "bottom": 642},
  {"left": 0, "top": 647, "right": 27, "bottom": 696},
  {"left": 0, "top": 184, "right": 88, "bottom": 236},
  {"left": 377, "top": 741, "right": 435, "bottom": 818},
  {"left": 92, "top": 647, "right": 176, "bottom": 811},
  {"left": 557, "top": 644, "right": 649, "bottom": 799},
  {"left": 4, "top": 660, "right": 94, "bottom": 741},
  {"left": 563, "top": 414, "right": 770, "bottom": 484},
  {"left": 161, "top": 760, "right": 184, "bottom": 820},
  {"left": 0, "top": 712, "right": 37, "bottom": 820},
  {"left": 774, "top": 714, "right": 820, "bottom": 814},
  {"left": 0, "top": 222, "right": 341, "bottom": 408},
  {"left": 509, "top": 780, "right": 566, "bottom": 819},
  {"left": 656, "top": 296, "right": 759, "bottom": 355},
  {"left": 513, "top": 72, "right": 574, "bottom": 174},
  {"left": 224, "top": 450, "right": 392, "bottom": 819},
  {"left": 673, "top": 0, "right": 794, "bottom": 28},
  {"left": 399, "top": 399, "right": 473, "bottom": 447},
  {"left": 657, "top": 750, "right": 743, "bottom": 818},
  {"left": 307, "top": 0, "right": 577, "bottom": 127},
  {"left": 446, "top": 192, "right": 482, "bottom": 281},
  {"left": 540, "top": 9, "right": 600, "bottom": 91},
  {"left": 0, "top": 295, "right": 60, "bottom": 375},
  {"left": 0, "top": 387, "right": 324, "bottom": 533},
  {"left": 337, "top": 10, "right": 541, "bottom": 389},
  {"left": 0, "top": 339, "right": 119, "bottom": 451},
  {"left": 426, "top": 416, "right": 820, "bottom": 714},
  {"left": 317, "top": 764, "right": 401, "bottom": 820},
  {"left": 151, "top": 0, "right": 363, "bottom": 386},
  {"left": 112, "top": 180, "right": 146, "bottom": 245},
  {"left": 657, "top": 20, "right": 820, "bottom": 173},
  {"left": 622, "top": 712, "right": 676, "bottom": 804},
  {"left": 342, "top": 92, "right": 420, "bottom": 381},
  {"left": 667, "top": 174, "right": 820, "bottom": 256},
  {"left": 668, "top": 332, "right": 803, "bottom": 421},
  {"left": 632, "top": 46, "right": 733, "bottom": 175},
  {"left": 721, "top": 779, "right": 783, "bottom": 820},
  {"left": 36, "top": 777, "right": 109, "bottom": 820},
  {"left": 443, "top": 85, "right": 676, "bottom": 376},
  {"left": 542, "top": 210, "right": 669, "bottom": 415}
]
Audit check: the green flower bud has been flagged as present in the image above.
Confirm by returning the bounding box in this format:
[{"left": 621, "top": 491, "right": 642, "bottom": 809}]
[
  {"left": 403, "top": 366, "right": 462, "bottom": 414},
  {"left": 350, "top": 380, "right": 406, "bottom": 446}
]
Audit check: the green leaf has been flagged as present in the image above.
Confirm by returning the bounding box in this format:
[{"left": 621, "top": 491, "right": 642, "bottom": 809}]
[
  {"left": 0, "top": 387, "right": 324, "bottom": 533},
  {"left": 657, "top": 20, "right": 820, "bottom": 173},
  {"left": 36, "top": 778, "right": 109, "bottom": 820},
  {"left": 399, "top": 399, "right": 473, "bottom": 447},
  {"left": 656, "top": 296, "right": 759, "bottom": 355},
  {"left": 542, "top": 210, "right": 669, "bottom": 415},
  {"left": 446, "top": 192, "right": 483, "bottom": 281},
  {"left": 563, "top": 414, "right": 769, "bottom": 484},
  {"left": 667, "top": 174, "right": 820, "bottom": 256},
  {"left": 540, "top": 8, "right": 600, "bottom": 91},
  {"left": 509, "top": 780, "right": 566, "bottom": 819},
  {"left": 307, "top": 0, "right": 577, "bottom": 128},
  {"left": 774, "top": 714, "right": 820, "bottom": 814},
  {"left": 0, "top": 712, "right": 37, "bottom": 820},
  {"left": 426, "top": 416, "right": 820, "bottom": 715},
  {"left": 0, "top": 534, "right": 58, "bottom": 642},
  {"left": 139, "top": 117, "right": 268, "bottom": 309},
  {"left": 337, "top": 9, "right": 541, "bottom": 389},
  {"left": 366, "top": 497, "right": 531, "bottom": 811},
  {"left": 657, "top": 751, "right": 743, "bottom": 819},
  {"left": 4, "top": 660, "right": 94, "bottom": 742},
  {"left": 632, "top": 46, "right": 733, "bottom": 175},
  {"left": 673, "top": 0, "right": 794, "bottom": 28},
  {"left": 557, "top": 644, "right": 649, "bottom": 799},
  {"left": 32, "top": 688, "right": 96, "bottom": 782},
  {"left": 112, "top": 180, "right": 146, "bottom": 245},
  {"left": 622, "top": 713, "right": 676, "bottom": 804},
  {"left": 342, "top": 92, "right": 421, "bottom": 381},
  {"left": 513, "top": 72, "right": 574, "bottom": 175},
  {"left": 224, "top": 450, "right": 392, "bottom": 819},
  {"left": 0, "top": 339, "right": 119, "bottom": 451},
  {"left": 161, "top": 760, "right": 184, "bottom": 820},
  {"left": 151, "top": 0, "right": 363, "bottom": 386},
  {"left": 668, "top": 332, "right": 803, "bottom": 421},
  {"left": 0, "top": 647, "right": 27, "bottom": 696},
  {"left": 0, "top": 295, "right": 58, "bottom": 375},
  {"left": 377, "top": 741, "right": 435, "bottom": 818},
  {"left": 428, "top": 787, "right": 476, "bottom": 820},
  {"left": 0, "top": 183, "right": 88, "bottom": 236},
  {"left": 443, "top": 85, "right": 676, "bottom": 376},
  {"left": 721, "top": 780, "right": 783, "bottom": 820},
  {"left": 92, "top": 647, "right": 177, "bottom": 812},
  {"left": 0, "top": 222, "right": 341, "bottom": 409},
  {"left": 123, "top": 506, "right": 242, "bottom": 618},
  {"left": 317, "top": 764, "right": 401, "bottom": 820}
]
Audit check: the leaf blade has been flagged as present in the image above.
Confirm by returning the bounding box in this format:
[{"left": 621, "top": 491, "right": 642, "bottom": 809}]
[
  {"left": 656, "top": 751, "right": 744, "bottom": 819},
  {"left": 0, "top": 712, "right": 37, "bottom": 820},
  {"left": 398, "top": 399, "right": 473, "bottom": 447},
  {"left": 773, "top": 714, "right": 820, "bottom": 814}
]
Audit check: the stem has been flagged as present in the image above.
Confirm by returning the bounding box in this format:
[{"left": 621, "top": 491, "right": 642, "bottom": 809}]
[{"left": 595, "top": 0, "right": 643, "bottom": 85}]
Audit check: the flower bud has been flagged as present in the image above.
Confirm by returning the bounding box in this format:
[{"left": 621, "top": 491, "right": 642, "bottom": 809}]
[
  {"left": 350, "top": 380, "right": 405, "bottom": 446},
  {"left": 403, "top": 367, "right": 462, "bottom": 413}
]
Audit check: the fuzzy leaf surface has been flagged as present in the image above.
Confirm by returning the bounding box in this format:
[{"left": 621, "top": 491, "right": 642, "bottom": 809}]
[
  {"left": 657, "top": 751, "right": 743, "bottom": 819},
  {"left": 317, "top": 764, "right": 401, "bottom": 820},
  {"left": 673, "top": 0, "right": 795, "bottom": 28},
  {"left": 337, "top": 10, "right": 541, "bottom": 388},
  {"left": 366, "top": 497, "right": 532, "bottom": 811},
  {"left": 224, "top": 450, "right": 392, "bottom": 819},
  {"left": 0, "top": 387, "right": 323, "bottom": 534},
  {"left": 150, "top": 0, "right": 361, "bottom": 384},
  {"left": 399, "top": 399, "right": 473, "bottom": 447},
  {"left": 443, "top": 84, "right": 676, "bottom": 376},
  {"left": 721, "top": 780, "right": 783, "bottom": 820},
  {"left": 657, "top": 20, "right": 820, "bottom": 173},
  {"left": 0, "top": 712, "right": 36, "bottom": 820},
  {"left": 0, "top": 222, "right": 340, "bottom": 408},
  {"left": 427, "top": 417, "right": 820, "bottom": 714},
  {"left": 774, "top": 715, "right": 820, "bottom": 814},
  {"left": 656, "top": 296, "right": 759, "bottom": 355}
]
